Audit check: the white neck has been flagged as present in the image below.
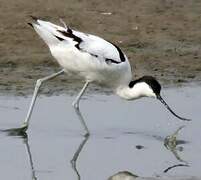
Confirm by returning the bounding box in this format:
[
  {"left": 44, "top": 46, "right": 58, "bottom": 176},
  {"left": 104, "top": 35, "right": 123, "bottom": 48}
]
[{"left": 116, "top": 82, "right": 156, "bottom": 100}]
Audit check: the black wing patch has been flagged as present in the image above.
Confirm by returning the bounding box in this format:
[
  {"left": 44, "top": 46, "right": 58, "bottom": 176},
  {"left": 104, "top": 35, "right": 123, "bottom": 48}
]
[
  {"left": 104, "top": 42, "right": 125, "bottom": 64},
  {"left": 57, "top": 29, "right": 82, "bottom": 49},
  {"left": 110, "top": 42, "right": 125, "bottom": 62},
  {"left": 57, "top": 29, "right": 125, "bottom": 65},
  {"left": 55, "top": 35, "right": 64, "bottom": 41},
  {"left": 105, "top": 58, "right": 121, "bottom": 64}
]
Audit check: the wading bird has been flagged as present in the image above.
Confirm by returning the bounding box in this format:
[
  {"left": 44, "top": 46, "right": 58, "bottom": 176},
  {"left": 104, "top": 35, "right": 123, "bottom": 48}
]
[{"left": 17, "top": 17, "right": 190, "bottom": 135}]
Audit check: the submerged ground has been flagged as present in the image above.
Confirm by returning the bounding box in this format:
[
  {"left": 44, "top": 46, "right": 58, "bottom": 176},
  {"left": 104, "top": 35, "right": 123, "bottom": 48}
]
[
  {"left": 0, "top": 86, "right": 201, "bottom": 180},
  {"left": 0, "top": 0, "right": 201, "bottom": 95},
  {"left": 0, "top": 1, "right": 201, "bottom": 179}
]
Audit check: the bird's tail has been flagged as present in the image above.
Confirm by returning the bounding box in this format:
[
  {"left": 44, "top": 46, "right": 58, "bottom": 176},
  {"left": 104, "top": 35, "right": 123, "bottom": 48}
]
[{"left": 28, "top": 16, "right": 66, "bottom": 47}]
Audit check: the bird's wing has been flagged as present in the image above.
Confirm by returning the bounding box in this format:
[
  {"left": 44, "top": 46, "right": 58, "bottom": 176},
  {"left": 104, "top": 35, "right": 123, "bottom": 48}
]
[
  {"left": 57, "top": 27, "right": 126, "bottom": 64},
  {"left": 30, "top": 18, "right": 126, "bottom": 64},
  {"left": 74, "top": 31, "right": 126, "bottom": 64}
]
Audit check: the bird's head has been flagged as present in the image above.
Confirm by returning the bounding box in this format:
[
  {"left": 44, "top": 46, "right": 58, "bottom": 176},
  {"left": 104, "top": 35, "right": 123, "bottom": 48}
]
[
  {"left": 129, "top": 76, "right": 161, "bottom": 99},
  {"left": 128, "top": 76, "right": 191, "bottom": 121}
]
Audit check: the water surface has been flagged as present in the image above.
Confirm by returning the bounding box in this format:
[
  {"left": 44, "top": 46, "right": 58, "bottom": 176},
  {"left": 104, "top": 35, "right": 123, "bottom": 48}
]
[{"left": 0, "top": 85, "right": 200, "bottom": 180}]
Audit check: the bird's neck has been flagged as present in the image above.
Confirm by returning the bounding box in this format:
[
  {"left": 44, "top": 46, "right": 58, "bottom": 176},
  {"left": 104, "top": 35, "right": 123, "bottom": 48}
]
[{"left": 116, "top": 82, "right": 156, "bottom": 100}]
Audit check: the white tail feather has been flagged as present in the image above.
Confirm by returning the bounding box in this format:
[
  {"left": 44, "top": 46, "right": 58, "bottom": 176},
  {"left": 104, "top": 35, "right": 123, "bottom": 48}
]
[
  {"left": 31, "top": 19, "right": 75, "bottom": 48},
  {"left": 37, "top": 19, "right": 65, "bottom": 32},
  {"left": 32, "top": 23, "right": 60, "bottom": 47}
]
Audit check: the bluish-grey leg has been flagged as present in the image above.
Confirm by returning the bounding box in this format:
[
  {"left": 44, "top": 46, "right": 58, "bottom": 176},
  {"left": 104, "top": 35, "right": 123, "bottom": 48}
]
[
  {"left": 20, "top": 69, "right": 65, "bottom": 132},
  {"left": 72, "top": 81, "right": 90, "bottom": 135}
]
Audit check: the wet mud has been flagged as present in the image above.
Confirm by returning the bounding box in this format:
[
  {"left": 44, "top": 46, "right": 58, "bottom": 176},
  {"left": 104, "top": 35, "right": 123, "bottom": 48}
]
[{"left": 0, "top": 0, "right": 201, "bottom": 95}]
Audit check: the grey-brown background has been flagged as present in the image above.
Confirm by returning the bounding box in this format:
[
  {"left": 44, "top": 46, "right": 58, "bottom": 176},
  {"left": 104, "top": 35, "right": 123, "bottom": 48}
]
[{"left": 1, "top": 0, "right": 201, "bottom": 95}]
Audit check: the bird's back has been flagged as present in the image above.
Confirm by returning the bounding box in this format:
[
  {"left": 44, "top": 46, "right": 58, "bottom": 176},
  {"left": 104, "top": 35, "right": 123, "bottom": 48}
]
[{"left": 30, "top": 18, "right": 132, "bottom": 87}]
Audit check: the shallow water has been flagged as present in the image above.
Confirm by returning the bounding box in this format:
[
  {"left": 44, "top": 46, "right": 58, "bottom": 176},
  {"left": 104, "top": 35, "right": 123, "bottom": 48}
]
[{"left": 0, "top": 85, "right": 200, "bottom": 180}]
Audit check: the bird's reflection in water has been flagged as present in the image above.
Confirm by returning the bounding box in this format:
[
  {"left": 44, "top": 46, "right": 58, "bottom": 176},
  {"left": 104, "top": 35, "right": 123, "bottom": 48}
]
[
  {"left": 71, "top": 108, "right": 89, "bottom": 180},
  {"left": 164, "top": 125, "right": 187, "bottom": 162},
  {"left": 108, "top": 170, "right": 198, "bottom": 180},
  {"left": 23, "top": 134, "right": 37, "bottom": 180},
  {"left": 5, "top": 131, "right": 37, "bottom": 180},
  {"left": 1, "top": 113, "right": 189, "bottom": 179},
  {"left": 163, "top": 125, "right": 189, "bottom": 173},
  {"left": 71, "top": 136, "right": 89, "bottom": 180},
  {"left": 108, "top": 171, "right": 138, "bottom": 180},
  {"left": 109, "top": 126, "right": 190, "bottom": 180}
]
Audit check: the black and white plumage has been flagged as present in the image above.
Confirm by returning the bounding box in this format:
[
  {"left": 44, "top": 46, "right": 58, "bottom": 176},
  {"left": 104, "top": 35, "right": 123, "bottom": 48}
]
[
  {"left": 17, "top": 17, "right": 190, "bottom": 134},
  {"left": 29, "top": 17, "right": 132, "bottom": 88}
]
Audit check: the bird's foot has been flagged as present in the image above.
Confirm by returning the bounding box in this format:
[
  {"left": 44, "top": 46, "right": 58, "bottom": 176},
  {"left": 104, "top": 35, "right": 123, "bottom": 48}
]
[
  {"left": 19, "top": 122, "right": 29, "bottom": 132},
  {"left": 2, "top": 122, "right": 28, "bottom": 136}
]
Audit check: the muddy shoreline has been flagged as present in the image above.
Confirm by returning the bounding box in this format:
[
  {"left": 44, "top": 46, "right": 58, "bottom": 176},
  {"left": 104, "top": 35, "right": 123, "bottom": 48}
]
[{"left": 1, "top": 0, "right": 201, "bottom": 95}]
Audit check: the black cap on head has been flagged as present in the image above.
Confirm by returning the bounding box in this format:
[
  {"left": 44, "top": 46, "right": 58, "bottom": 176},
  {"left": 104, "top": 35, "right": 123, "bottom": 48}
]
[
  {"left": 129, "top": 76, "right": 191, "bottom": 121},
  {"left": 129, "top": 76, "right": 161, "bottom": 96}
]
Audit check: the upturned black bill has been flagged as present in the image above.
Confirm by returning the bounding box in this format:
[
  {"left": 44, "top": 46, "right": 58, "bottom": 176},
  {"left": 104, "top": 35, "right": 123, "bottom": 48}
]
[{"left": 157, "top": 95, "right": 191, "bottom": 121}]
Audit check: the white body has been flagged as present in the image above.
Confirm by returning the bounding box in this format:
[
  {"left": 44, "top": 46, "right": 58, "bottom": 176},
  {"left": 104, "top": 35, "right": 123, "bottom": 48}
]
[
  {"left": 32, "top": 19, "right": 132, "bottom": 89},
  {"left": 17, "top": 18, "right": 188, "bottom": 133},
  {"left": 31, "top": 19, "right": 156, "bottom": 100}
]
